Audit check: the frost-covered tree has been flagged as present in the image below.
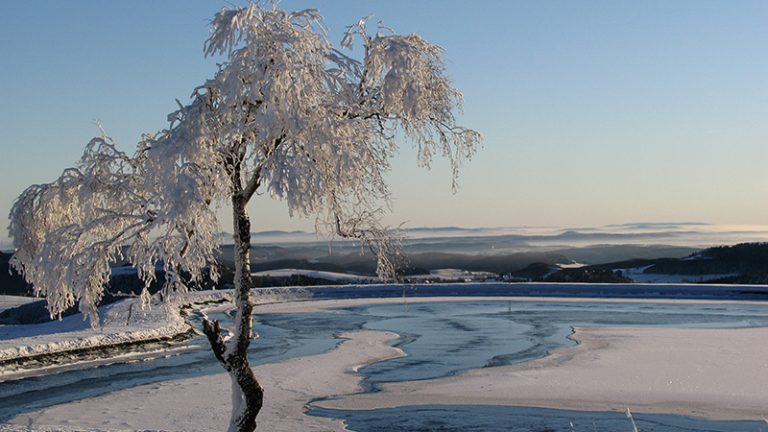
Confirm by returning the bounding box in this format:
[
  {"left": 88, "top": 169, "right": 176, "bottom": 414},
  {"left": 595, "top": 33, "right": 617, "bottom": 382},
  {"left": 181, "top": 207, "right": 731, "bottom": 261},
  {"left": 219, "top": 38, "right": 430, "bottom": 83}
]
[{"left": 8, "top": 4, "right": 480, "bottom": 432}]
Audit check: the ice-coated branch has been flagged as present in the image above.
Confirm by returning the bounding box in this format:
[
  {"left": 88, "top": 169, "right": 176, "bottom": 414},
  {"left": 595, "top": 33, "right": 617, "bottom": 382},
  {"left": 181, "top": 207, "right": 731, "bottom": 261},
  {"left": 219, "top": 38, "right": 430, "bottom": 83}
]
[
  {"left": 9, "top": 130, "right": 222, "bottom": 324},
  {"left": 333, "top": 211, "right": 406, "bottom": 281}
]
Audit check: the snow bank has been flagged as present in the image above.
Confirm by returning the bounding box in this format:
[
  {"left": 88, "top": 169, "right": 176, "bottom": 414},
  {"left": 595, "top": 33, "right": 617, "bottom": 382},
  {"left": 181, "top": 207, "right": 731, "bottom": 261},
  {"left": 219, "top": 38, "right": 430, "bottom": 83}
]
[
  {"left": 0, "top": 297, "right": 190, "bottom": 369},
  {"left": 0, "top": 289, "right": 302, "bottom": 376},
  {"left": 0, "top": 290, "right": 230, "bottom": 369}
]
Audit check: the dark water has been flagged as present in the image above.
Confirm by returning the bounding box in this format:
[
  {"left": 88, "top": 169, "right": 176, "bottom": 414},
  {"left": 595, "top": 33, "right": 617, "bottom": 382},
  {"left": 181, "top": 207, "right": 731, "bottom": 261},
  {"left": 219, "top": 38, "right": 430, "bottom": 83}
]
[
  {"left": 2, "top": 297, "right": 768, "bottom": 429},
  {"left": 310, "top": 405, "right": 768, "bottom": 432}
]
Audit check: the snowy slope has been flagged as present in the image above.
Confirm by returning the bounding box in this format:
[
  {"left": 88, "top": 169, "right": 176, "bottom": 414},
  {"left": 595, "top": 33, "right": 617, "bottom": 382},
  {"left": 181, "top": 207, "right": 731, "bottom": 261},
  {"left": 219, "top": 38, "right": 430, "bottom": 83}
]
[
  {"left": 0, "top": 289, "right": 305, "bottom": 377},
  {"left": 252, "top": 268, "right": 375, "bottom": 283},
  {"left": 620, "top": 266, "right": 739, "bottom": 283},
  {"left": 0, "top": 290, "right": 233, "bottom": 369}
]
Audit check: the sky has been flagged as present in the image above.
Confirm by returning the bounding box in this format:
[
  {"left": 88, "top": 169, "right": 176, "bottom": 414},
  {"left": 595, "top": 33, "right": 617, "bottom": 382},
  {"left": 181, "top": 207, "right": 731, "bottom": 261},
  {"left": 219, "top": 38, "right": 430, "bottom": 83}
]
[{"left": 1, "top": 0, "right": 766, "bottom": 246}]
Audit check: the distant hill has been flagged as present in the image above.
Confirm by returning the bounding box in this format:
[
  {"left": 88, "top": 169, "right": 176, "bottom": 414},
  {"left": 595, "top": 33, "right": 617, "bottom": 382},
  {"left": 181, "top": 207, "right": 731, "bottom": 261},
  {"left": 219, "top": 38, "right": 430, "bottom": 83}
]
[
  {"left": 1, "top": 242, "right": 698, "bottom": 298},
  {"left": 551, "top": 244, "right": 697, "bottom": 264},
  {"left": 3, "top": 241, "right": 763, "bottom": 313},
  {"left": 250, "top": 250, "right": 574, "bottom": 276},
  {"left": 536, "top": 243, "right": 768, "bottom": 284}
]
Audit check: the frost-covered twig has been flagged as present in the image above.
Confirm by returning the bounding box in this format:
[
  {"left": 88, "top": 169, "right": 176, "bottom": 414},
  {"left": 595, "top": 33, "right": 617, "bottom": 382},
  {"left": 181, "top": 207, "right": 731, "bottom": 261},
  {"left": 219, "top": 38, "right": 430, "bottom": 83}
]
[{"left": 626, "top": 408, "right": 639, "bottom": 432}]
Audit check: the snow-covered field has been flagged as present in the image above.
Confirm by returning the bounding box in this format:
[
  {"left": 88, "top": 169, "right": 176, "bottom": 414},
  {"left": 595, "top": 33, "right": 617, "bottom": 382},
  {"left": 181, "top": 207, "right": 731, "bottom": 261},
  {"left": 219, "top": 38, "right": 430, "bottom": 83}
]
[
  {"left": 252, "top": 268, "right": 376, "bottom": 283},
  {"left": 419, "top": 268, "right": 497, "bottom": 281},
  {"left": 253, "top": 267, "right": 500, "bottom": 283},
  {"left": 620, "top": 265, "right": 738, "bottom": 283}
]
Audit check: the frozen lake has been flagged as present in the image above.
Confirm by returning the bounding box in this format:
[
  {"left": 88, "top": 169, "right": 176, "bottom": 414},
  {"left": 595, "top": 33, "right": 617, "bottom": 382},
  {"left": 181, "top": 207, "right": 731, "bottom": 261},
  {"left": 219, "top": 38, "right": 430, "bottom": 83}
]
[
  {"left": 3, "top": 297, "right": 768, "bottom": 430},
  {"left": 311, "top": 405, "right": 766, "bottom": 432}
]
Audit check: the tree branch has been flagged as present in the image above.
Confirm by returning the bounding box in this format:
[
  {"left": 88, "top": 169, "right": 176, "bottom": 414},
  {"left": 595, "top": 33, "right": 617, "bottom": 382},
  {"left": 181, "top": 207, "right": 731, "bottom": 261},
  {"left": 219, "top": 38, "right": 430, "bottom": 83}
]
[
  {"left": 238, "top": 134, "right": 284, "bottom": 203},
  {"left": 239, "top": 167, "right": 262, "bottom": 203},
  {"left": 202, "top": 318, "right": 230, "bottom": 370}
]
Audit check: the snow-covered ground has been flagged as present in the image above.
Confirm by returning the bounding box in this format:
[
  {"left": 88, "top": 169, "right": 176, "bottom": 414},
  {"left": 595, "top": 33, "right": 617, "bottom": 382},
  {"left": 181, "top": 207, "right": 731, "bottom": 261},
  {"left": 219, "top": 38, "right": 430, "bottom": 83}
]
[
  {"left": 557, "top": 262, "right": 588, "bottom": 269},
  {"left": 252, "top": 267, "right": 501, "bottom": 283},
  {"left": 0, "top": 297, "right": 37, "bottom": 314},
  {"left": 0, "top": 289, "right": 308, "bottom": 379},
  {"left": 620, "top": 265, "right": 738, "bottom": 283},
  {"left": 251, "top": 268, "right": 375, "bottom": 283},
  {"left": 0, "top": 290, "right": 239, "bottom": 376},
  {"left": 422, "top": 268, "right": 497, "bottom": 281},
  {"left": 0, "top": 298, "right": 189, "bottom": 374}
]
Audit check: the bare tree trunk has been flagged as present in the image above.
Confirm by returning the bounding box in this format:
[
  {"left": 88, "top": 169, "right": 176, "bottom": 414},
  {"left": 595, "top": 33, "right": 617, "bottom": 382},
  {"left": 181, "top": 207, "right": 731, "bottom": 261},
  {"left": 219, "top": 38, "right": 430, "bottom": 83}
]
[{"left": 202, "top": 193, "right": 264, "bottom": 432}]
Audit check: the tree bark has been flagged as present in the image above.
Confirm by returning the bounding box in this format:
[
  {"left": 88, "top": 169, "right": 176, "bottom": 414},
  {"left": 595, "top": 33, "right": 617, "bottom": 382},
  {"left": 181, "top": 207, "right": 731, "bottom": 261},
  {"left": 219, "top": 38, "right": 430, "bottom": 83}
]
[{"left": 202, "top": 193, "right": 264, "bottom": 432}]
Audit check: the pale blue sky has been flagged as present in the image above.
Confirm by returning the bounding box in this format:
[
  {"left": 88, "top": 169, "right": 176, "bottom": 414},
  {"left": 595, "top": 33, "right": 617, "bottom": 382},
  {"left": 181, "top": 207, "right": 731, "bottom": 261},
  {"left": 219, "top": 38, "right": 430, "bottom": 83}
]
[{"left": 1, "top": 1, "right": 766, "bottom": 244}]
